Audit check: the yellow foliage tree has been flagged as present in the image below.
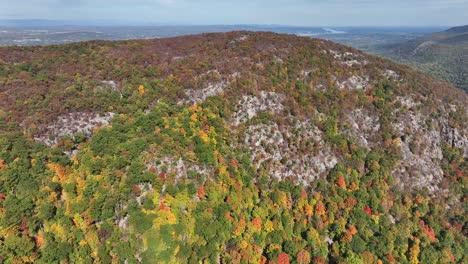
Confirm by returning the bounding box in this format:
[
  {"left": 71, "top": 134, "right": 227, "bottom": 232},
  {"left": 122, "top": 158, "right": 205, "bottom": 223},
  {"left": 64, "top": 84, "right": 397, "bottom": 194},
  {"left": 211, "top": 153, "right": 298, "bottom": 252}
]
[
  {"left": 199, "top": 130, "right": 210, "bottom": 143},
  {"left": 190, "top": 113, "right": 198, "bottom": 122},
  {"left": 138, "top": 85, "right": 145, "bottom": 96},
  {"left": 304, "top": 204, "right": 313, "bottom": 217},
  {"left": 36, "top": 231, "right": 44, "bottom": 248},
  {"left": 264, "top": 220, "right": 275, "bottom": 233},
  {"left": 409, "top": 237, "right": 420, "bottom": 264},
  {"left": 234, "top": 219, "right": 247, "bottom": 236}
]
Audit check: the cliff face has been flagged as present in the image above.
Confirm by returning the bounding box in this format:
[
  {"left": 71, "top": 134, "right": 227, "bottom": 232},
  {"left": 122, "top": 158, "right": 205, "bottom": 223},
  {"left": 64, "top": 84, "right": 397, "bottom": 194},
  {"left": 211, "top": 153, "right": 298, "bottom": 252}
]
[{"left": 1, "top": 31, "right": 466, "bottom": 192}]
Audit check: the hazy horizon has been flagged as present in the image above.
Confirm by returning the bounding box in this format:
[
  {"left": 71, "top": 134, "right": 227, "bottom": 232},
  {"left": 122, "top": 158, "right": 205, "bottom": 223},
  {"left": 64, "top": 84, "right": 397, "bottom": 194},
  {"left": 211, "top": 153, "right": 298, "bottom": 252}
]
[
  {"left": 0, "top": 19, "right": 458, "bottom": 29},
  {"left": 1, "top": 0, "right": 467, "bottom": 27}
]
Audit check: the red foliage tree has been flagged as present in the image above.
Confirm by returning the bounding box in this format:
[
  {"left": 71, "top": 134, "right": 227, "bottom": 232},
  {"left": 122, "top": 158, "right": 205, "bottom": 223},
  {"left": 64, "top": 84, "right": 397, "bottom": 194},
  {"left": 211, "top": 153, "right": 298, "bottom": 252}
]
[
  {"left": 296, "top": 249, "right": 310, "bottom": 264},
  {"left": 159, "top": 172, "right": 166, "bottom": 181},
  {"left": 277, "top": 252, "right": 290, "bottom": 264},
  {"left": 20, "top": 217, "right": 29, "bottom": 236},
  {"left": 419, "top": 220, "right": 436, "bottom": 242},
  {"left": 386, "top": 253, "right": 396, "bottom": 263},
  {"left": 335, "top": 176, "right": 346, "bottom": 189},
  {"left": 229, "top": 158, "right": 239, "bottom": 169},
  {"left": 198, "top": 186, "right": 206, "bottom": 198},
  {"left": 315, "top": 201, "right": 326, "bottom": 217},
  {"left": 159, "top": 201, "right": 169, "bottom": 211},
  {"left": 225, "top": 212, "right": 234, "bottom": 222},
  {"left": 312, "top": 256, "right": 325, "bottom": 264},
  {"left": 364, "top": 206, "right": 372, "bottom": 215},
  {"left": 131, "top": 185, "right": 141, "bottom": 196},
  {"left": 251, "top": 217, "right": 262, "bottom": 231}
]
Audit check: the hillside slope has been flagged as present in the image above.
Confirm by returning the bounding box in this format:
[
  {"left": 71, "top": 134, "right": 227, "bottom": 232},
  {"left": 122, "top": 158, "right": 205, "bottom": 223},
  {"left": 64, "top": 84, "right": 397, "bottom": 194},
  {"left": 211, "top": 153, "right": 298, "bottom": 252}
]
[
  {"left": 0, "top": 32, "right": 466, "bottom": 263},
  {"left": 379, "top": 25, "right": 468, "bottom": 92}
]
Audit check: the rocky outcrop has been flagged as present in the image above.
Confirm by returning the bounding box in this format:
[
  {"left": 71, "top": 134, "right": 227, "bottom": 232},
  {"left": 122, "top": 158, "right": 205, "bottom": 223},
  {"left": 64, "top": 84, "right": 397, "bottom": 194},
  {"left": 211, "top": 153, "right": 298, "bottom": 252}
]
[
  {"left": 232, "top": 91, "right": 285, "bottom": 125},
  {"left": 440, "top": 116, "right": 468, "bottom": 157},
  {"left": 146, "top": 156, "right": 210, "bottom": 181},
  {"left": 387, "top": 97, "right": 465, "bottom": 192},
  {"left": 344, "top": 108, "right": 380, "bottom": 148},
  {"left": 99, "top": 80, "right": 119, "bottom": 92},
  {"left": 339, "top": 94, "right": 467, "bottom": 192},
  {"left": 239, "top": 120, "right": 337, "bottom": 184},
  {"left": 383, "top": 70, "right": 401, "bottom": 81},
  {"left": 31, "top": 112, "right": 114, "bottom": 146},
  {"left": 182, "top": 71, "right": 240, "bottom": 104},
  {"left": 184, "top": 81, "right": 228, "bottom": 103},
  {"left": 336, "top": 75, "right": 370, "bottom": 90},
  {"left": 328, "top": 50, "right": 368, "bottom": 67}
]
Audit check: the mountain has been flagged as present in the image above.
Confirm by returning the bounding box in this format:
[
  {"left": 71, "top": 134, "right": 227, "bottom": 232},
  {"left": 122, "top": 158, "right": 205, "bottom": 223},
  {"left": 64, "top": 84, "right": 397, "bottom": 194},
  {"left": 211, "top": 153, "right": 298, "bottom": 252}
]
[
  {"left": 378, "top": 25, "right": 468, "bottom": 92},
  {"left": 0, "top": 32, "right": 466, "bottom": 263}
]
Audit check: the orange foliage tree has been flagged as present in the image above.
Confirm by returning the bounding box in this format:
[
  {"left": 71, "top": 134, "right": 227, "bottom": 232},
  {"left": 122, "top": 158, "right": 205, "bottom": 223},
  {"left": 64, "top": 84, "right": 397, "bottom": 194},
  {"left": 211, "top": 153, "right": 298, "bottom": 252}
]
[{"left": 277, "top": 252, "right": 290, "bottom": 264}]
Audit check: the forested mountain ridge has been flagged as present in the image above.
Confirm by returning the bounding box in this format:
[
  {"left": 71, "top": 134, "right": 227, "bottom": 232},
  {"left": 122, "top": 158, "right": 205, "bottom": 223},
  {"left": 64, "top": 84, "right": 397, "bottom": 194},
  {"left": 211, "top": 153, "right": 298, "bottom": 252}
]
[
  {"left": 0, "top": 31, "right": 466, "bottom": 263},
  {"left": 378, "top": 25, "right": 468, "bottom": 92}
]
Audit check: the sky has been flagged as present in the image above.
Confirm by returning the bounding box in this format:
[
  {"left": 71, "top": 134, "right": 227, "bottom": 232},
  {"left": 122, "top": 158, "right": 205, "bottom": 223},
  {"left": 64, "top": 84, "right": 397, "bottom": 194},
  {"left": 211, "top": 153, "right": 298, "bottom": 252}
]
[{"left": 0, "top": 0, "right": 467, "bottom": 27}]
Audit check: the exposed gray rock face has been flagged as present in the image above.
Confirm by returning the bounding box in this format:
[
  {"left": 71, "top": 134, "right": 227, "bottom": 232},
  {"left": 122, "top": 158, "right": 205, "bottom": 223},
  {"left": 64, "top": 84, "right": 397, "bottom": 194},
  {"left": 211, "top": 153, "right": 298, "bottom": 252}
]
[
  {"left": 229, "top": 34, "right": 249, "bottom": 45},
  {"left": 383, "top": 70, "right": 402, "bottom": 82},
  {"left": 229, "top": 87, "right": 465, "bottom": 191},
  {"left": 344, "top": 108, "right": 380, "bottom": 148},
  {"left": 182, "top": 70, "right": 240, "bottom": 104},
  {"left": 146, "top": 156, "right": 210, "bottom": 181},
  {"left": 328, "top": 50, "right": 368, "bottom": 66},
  {"left": 117, "top": 214, "right": 129, "bottom": 230},
  {"left": 135, "top": 183, "right": 154, "bottom": 206},
  {"left": 32, "top": 112, "right": 114, "bottom": 146},
  {"left": 337, "top": 75, "right": 370, "bottom": 90},
  {"left": 239, "top": 120, "right": 337, "bottom": 184},
  {"left": 440, "top": 116, "right": 468, "bottom": 157},
  {"left": 100, "top": 80, "right": 119, "bottom": 92},
  {"left": 392, "top": 120, "right": 444, "bottom": 193},
  {"left": 389, "top": 96, "right": 465, "bottom": 192},
  {"left": 184, "top": 81, "right": 228, "bottom": 103},
  {"left": 99, "top": 80, "right": 123, "bottom": 98},
  {"left": 232, "top": 91, "right": 284, "bottom": 125},
  {"left": 339, "top": 94, "right": 467, "bottom": 192}
]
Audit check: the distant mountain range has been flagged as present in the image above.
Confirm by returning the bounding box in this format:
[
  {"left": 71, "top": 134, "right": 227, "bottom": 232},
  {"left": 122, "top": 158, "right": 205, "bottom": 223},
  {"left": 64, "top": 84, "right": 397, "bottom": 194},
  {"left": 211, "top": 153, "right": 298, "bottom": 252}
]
[{"left": 378, "top": 25, "right": 468, "bottom": 92}]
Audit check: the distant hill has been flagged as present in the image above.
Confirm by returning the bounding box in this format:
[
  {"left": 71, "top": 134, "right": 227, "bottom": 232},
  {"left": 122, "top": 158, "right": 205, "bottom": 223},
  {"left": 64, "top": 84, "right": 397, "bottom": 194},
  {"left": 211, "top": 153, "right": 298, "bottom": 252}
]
[
  {"left": 445, "top": 25, "right": 468, "bottom": 35},
  {"left": 378, "top": 25, "right": 468, "bottom": 92}
]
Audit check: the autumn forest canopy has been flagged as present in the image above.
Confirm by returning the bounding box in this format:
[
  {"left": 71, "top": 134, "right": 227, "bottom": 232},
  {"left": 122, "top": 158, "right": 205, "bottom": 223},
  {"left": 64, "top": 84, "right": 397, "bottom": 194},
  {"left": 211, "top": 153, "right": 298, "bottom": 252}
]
[{"left": 0, "top": 32, "right": 466, "bottom": 263}]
